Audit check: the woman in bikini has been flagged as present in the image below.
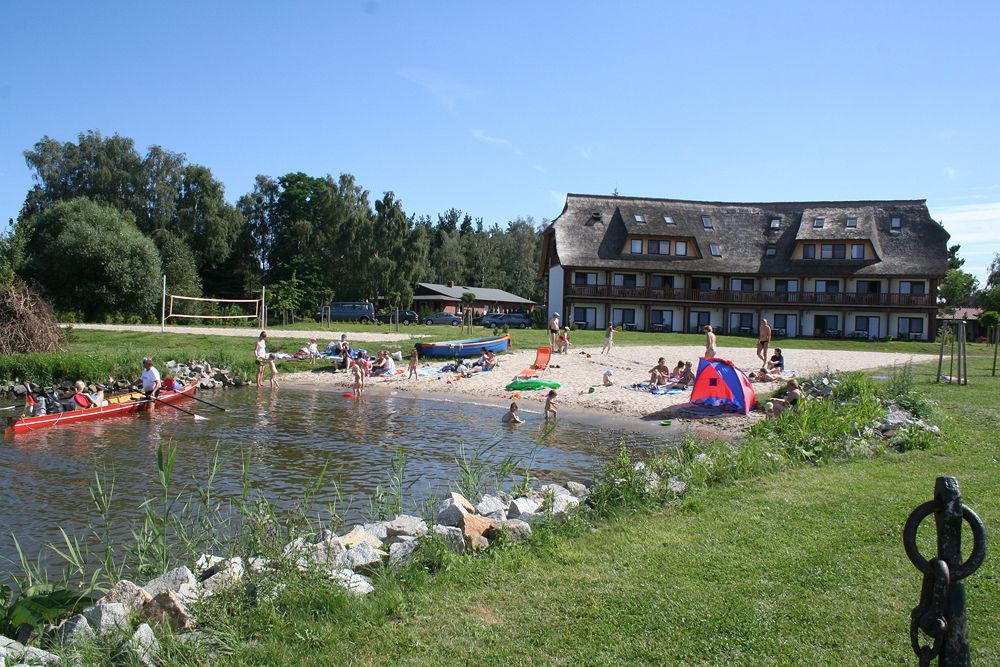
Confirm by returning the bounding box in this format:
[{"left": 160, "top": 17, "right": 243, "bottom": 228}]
[{"left": 703, "top": 324, "right": 717, "bottom": 359}]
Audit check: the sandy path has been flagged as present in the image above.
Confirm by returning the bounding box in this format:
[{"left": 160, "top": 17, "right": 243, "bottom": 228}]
[
  {"left": 282, "top": 344, "right": 936, "bottom": 421},
  {"left": 65, "top": 323, "right": 419, "bottom": 343}
]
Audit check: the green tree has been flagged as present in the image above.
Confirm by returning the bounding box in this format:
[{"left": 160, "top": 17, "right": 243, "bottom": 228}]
[
  {"left": 496, "top": 217, "right": 545, "bottom": 303},
  {"left": 987, "top": 252, "right": 1000, "bottom": 288},
  {"left": 432, "top": 229, "right": 466, "bottom": 285},
  {"left": 267, "top": 272, "right": 304, "bottom": 325},
  {"left": 979, "top": 284, "right": 1000, "bottom": 314},
  {"left": 946, "top": 244, "right": 965, "bottom": 271},
  {"left": 151, "top": 230, "right": 202, "bottom": 297},
  {"left": 938, "top": 269, "right": 979, "bottom": 309},
  {"left": 461, "top": 291, "right": 477, "bottom": 334},
  {"left": 0, "top": 223, "right": 14, "bottom": 286},
  {"left": 979, "top": 311, "right": 1000, "bottom": 330},
  {"left": 16, "top": 198, "right": 162, "bottom": 319}
]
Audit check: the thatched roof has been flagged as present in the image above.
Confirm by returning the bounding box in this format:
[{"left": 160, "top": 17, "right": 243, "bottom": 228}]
[{"left": 543, "top": 194, "right": 949, "bottom": 278}]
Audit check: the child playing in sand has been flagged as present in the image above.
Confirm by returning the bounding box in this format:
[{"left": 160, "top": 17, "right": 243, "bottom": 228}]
[
  {"left": 603, "top": 369, "right": 615, "bottom": 386},
  {"left": 557, "top": 327, "right": 571, "bottom": 354},
  {"left": 502, "top": 401, "right": 524, "bottom": 424},
  {"left": 544, "top": 390, "right": 558, "bottom": 419},
  {"left": 601, "top": 324, "right": 615, "bottom": 354},
  {"left": 350, "top": 360, "right": 365, "bottom": 395},
  {"left": 407, "top": 349, "right": 418, "bottom": 379}
]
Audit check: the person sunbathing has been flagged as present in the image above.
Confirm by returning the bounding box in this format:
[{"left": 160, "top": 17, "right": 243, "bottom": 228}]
[
  {"left": 649, "top": 357, "right": 671, "bottom": 385},
  {"left": 752, "top": 367, "right": 782, "bottom": 382},
  {"left": 664, "top": 362, "right": 695, "bottom": 389},
  {"left": 671, "top": 360, "right": 685, "bottom": 379},
  {"left": 767, "top": 379, "right": 803, "bottom": 416}
]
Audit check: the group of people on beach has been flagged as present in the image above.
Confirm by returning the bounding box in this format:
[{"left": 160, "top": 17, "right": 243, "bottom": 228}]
[{"left": 647, "top": 358, "right": 696, "bottom": 388}]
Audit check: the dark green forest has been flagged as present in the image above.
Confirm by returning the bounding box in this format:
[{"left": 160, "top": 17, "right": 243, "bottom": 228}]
[{"left": 0, "top": 131, "right": 546, "bottom": 322}]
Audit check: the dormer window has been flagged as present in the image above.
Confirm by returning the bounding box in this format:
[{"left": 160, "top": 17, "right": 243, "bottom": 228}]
[
  {"left": 702, "top": 216, "right": 713, "bottom": 229},
  {"left": 770, "top": 219, "right": 781, "bottom": 230},
  {"left": 765, "top": 244, "right": 777, "bottom": 257},
  {"left": 813, "top": 217, "right": 825, "bottom": 228},
  {"left": 663, "top": 215, "right": 675, "bottom": 224},
  {"left": 709, "top": 243, "right": 721, "bottom": 257},
  {"left": 630, "top": 239, "right": 643, "bottom": 254},
  {"left": 675, "top": 241, "right": 688, "bottom": 256},
  {"left": 634, "top": 214, "right": 645, "bottom": 223},
  {"left": 846, "top": 217, "right": 858, "bottom": 228},
  {"left": 891, "top": 217, "right": 902, "bottom": 231}
]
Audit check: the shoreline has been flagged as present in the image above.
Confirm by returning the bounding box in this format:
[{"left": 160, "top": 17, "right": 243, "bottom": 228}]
[{"left": 281, "top": 343, "right": 937, "bottom": 435}]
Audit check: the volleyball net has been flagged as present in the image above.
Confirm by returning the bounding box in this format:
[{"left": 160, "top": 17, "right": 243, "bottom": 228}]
[{"left": 161, "top": 277, "right": 266, "bottom": 329}]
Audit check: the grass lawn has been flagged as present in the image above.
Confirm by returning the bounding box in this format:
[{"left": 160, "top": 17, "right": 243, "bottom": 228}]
[{"left": 193, "top": 356, "right": 999, "bottom": 666}]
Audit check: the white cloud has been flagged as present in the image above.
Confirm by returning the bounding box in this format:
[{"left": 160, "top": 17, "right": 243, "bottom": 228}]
[
  {"left": 943, "top": 165, "right": 958, "bottom": 180},
  {"left": 930, "top": 201, "right": 1000, "bottom": 283},
  {"left": 398, "top": 68, "right": 477, "bottom": 113},
  {"left": 532, "top": 164, "right": 547, "bottom": 174},
  {"left": 576, "top": 146, "right": 594, "bottom": 160},
  {"left": 469, "top": 128, "right": 522, "bottom": 155}
]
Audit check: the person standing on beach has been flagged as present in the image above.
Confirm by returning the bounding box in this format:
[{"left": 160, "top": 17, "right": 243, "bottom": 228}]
[
  {"left": 757, "top": 319, "right": 772, "bottom": 363},
  {"left": 548, "top": 312, "right": 561, "bottom": 351},
  {"left": 407, "top": 349, "right": 418, "bottom": 379},
  {"left": 703, "top": 324, "right": 717, "bottom": 359},
  {"left": 255, "top": 331, "right": 268, "bottom": 387},
  {"left": 601, "top": 324, "right": 615, "bottom": 354},
  {"left": 544, "top": 390, "right": 558, "bottom": 419}
]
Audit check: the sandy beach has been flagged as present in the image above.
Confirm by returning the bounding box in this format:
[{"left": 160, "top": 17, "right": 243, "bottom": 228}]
[{"left": 282, "top": 344, "right": 937, "bottom": 429}]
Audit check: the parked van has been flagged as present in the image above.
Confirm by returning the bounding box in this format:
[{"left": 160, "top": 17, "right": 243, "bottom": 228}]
[{"left": 314, "top": 302, "right": 376, "bottom": 324}]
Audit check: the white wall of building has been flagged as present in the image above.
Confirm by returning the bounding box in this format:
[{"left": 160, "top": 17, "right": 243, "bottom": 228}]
[{"left": 547, "top": 265, "right": 564, "bottom": 321}]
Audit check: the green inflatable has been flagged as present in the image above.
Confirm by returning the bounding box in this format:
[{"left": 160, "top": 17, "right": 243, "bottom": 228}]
[{"left": 506, "top": 379, "right": 561, "bottom": 391}]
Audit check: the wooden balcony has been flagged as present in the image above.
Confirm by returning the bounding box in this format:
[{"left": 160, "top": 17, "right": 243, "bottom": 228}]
[{"left": 566, "top": 284, "right": 934, "bottom": 308}]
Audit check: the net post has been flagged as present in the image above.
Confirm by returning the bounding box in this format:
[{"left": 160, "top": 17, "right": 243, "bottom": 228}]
[
  {"left": 261, "top": 286, "right": 267, "bottom": 329},
  {"left": 161, "top": 274, "right": 167, "bottom": 333}
]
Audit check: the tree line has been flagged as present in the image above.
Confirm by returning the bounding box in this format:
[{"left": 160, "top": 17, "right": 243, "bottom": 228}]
[
  {"left": 939, "top": 244, "right": 1000, "bottom": 316},
  {"left": 0, "top": 131, "right": 546, "bottom": 321}
]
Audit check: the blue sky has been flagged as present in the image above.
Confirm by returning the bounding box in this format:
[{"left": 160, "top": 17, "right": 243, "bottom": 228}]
[{"left": 1, "top": 1, "right": 998, "bottom": 281}]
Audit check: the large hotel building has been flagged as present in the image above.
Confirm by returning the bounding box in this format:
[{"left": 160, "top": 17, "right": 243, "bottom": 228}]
[{"left": 540, "top": 194, "right": 948, "bottom": 340}]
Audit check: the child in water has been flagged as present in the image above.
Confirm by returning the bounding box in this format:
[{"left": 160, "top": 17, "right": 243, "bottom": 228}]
[
  {"left": 544, "top": 390, "right": 558, "bottom": 419},
  {"left": 502, "top": 401, "right": 524, "bottom": 424},
  {"left": 350, "top": 360, "right": 364, "bottom": 395},
  {"left": 407, "top": 349, "right": 418, "bottom": 379}
]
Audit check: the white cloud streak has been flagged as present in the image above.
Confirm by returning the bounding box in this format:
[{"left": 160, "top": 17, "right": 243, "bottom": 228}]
[{"left": 398, "top": 68, "right": 477, "bottom": 113}]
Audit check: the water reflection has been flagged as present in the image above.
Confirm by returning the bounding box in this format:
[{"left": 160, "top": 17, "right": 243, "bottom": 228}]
[{"left": 0, "top": 387, "right": 663, "bottom": 575}]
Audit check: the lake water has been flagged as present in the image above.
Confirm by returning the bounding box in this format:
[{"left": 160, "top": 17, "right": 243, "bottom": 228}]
[{"left": 0, "top": 387, "right": 667, "bottom": 578}]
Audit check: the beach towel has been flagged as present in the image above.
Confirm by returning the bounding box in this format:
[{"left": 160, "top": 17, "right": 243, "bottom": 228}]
[{"left": 651, "top": 388, "right": 685, "bottom": 395}]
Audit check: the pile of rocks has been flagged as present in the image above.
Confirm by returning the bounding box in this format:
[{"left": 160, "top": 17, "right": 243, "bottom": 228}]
[
  {"left": 876, "top": 403, "right": 941, "bottom": 438},
  {"left": 0, "top": 359, "right": 242, "bottom": 398},
  {"left": 0, "top": 481, "right": 592, "bottom": 663}
]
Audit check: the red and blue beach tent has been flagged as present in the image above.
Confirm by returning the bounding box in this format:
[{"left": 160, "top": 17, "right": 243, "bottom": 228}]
[{"left": 690, "top": 357, "right": 756, "bottom": 414}]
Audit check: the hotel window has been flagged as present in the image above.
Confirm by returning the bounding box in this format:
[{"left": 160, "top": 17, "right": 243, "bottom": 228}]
[
  {"left": 773, "top": 314, "right": 789, "bottom": 331},
  {"left": 802, "top": 244, "right": 816, "bottom": 259},
  {"left": 765, "top": 244, "right": 777, "bottom": 257},
  {"left": 900, "top": 281, "right": 926, "bottom": 295},
  {"left": 709, "top": 243, "right": 722, "bottom": 257},
  {"left": 898, "top": 317, "right": 924, "bottom": 335},
  {"left": 651, "top": 310, "right": 673, "bottom": 328},
  {"left": 731, "top": 278, "right": 755, "bottom": 292},
  {"left": 612, "top": 308, "right": 636, "bottom": 325},
  {"left": 815, "top": 280, "right": 840, "bottom": 293},
  {"left": 891, "top": 217, "right": 902, "bottom": 231},
  {"left": 735, "top": 312, "right": 754, "bottom": 330},
  {"left": 650, "top": 275, "right": 674, "bottom": 289},
  {"left": 821, "top": 243, "right": 846, "bottom": 259},
  {"left": 702, "top": 215, "right": 713, "bottom": 229},
  {"left": 573, "top": 272, "right": 597, "bottom": 286},
  {"left": 612, "top": 273, "right": 637, "bottom": 287},
  {"left": 675, "top": 241, "right": 688, "bottom": 256},
  {"left": 690, "top": 276, "right": 712, "bottom": 290},
  {"left": 770, "top": 218, "right": 781, "bottom": 230},
  {"left": 573, "top": 307, "right": 597, "bottom": 329},
  {"left": 813, "top": 217, "right": 825, "bottom": 228},
  {"left": 663, "top": 215, "right": 675, "bottom": 224},
  {"left": 857, "top": 280, "right": 881, "bottom": 294},
  {"left": 775, "top": 279, "right": 799, "bottom": 292},
  {"left": 634, "top": 214, "right": 645, "bottom": 223},
  {"left": 647, "top": 239, "right": 670, "bottom": 255},
  {"left": 846, "top": 217, "right": 858, "bottom": 228},
  {"left": 630, "top": 239, "right": 643, "bottom": 254},
  {"left": 851, "top": 243, "right": 865, "bottom": 259}
]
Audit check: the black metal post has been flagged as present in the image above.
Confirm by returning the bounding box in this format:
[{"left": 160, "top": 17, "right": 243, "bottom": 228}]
[{"left": 935, "top": 477, "right": 969, "bottom": 666}]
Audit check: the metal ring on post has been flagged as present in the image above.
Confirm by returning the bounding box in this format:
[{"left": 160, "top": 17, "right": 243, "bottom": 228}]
[{"left": 903, "top": 501, "right": 988, "bottom": 579}]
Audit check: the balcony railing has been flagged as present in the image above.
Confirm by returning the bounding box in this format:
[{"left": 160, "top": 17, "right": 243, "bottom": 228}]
[{"left": 566, "top": 284, "right": 934, "bottom": 307}]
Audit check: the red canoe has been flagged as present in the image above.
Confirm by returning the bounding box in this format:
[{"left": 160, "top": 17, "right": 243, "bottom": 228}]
[{"left": 4, "top": 382, "right": 198, "bottom": 435}]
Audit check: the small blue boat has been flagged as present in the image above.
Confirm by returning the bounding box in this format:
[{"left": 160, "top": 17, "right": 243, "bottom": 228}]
[{"left": 415, "top": 334, "right": 511, "bottom": 359}]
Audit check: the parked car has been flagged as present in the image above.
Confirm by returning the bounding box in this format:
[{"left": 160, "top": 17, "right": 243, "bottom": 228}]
[
  {"left": 423, "top": 312, "right": 462, "bottom": 326},
  {"left": 478, "top": 313, "right": 533, "bottom": 329},
  {"left": 314, "top": 301, "right": 376, "bottom": 324},
  {"left": 376, "top": 310, "right": 418, "bottom": 325}
]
